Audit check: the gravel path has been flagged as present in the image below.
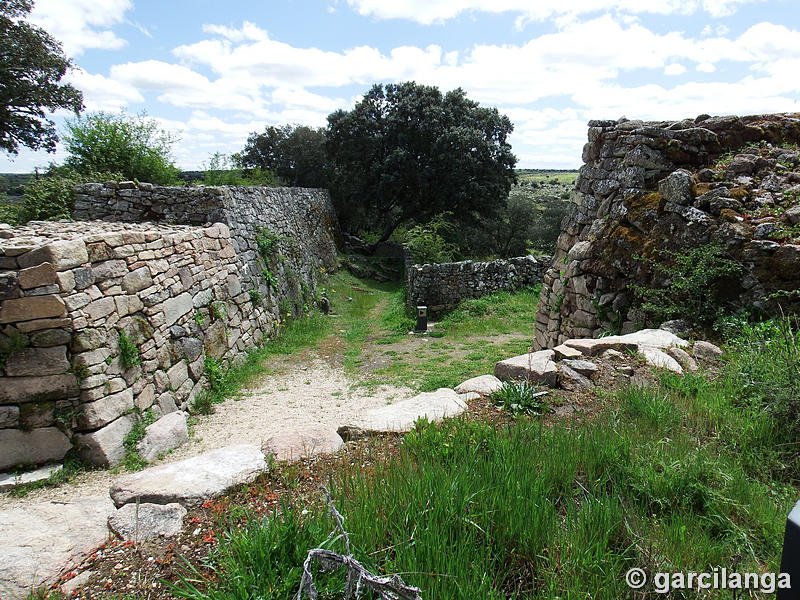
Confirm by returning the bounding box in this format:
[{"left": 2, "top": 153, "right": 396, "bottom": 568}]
[{"left": 0, "top": 359, "right": 413, "bottom": 510}]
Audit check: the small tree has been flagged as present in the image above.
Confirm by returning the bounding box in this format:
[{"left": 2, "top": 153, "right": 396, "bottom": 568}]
[
  {"left": 238, "top": 124, "right": 328, "bottom": 188},
  {"left": 63, "top": 112, "right": 179, "bottom": 184},
  {"left": 0, "top": 0, "right": 83, "bottom": 154}
]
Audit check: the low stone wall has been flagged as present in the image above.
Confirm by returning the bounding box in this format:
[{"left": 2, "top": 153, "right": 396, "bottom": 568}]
[
  {"left": 407, "top": 256, "right": 551, "bottom": 311},
  {"left": 533, "top": 112, "right": 800, "bottom": 349},
  {"left": 0, "top": 184, "right": 339, "bottom": 471}
]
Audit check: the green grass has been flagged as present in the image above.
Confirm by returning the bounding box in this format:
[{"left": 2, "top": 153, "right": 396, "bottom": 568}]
[
  {"left": 436, "top": 286, "right": 541, "bottom": 338},
  {"left": 172, "top": 317, "right": 799, "bottom": 600},
  {"left": 516, "top": 169, "right": 578, "bottom": 185}
]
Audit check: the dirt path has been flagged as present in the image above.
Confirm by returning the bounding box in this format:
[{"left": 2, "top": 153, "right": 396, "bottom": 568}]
[{"left": 0, "top": 357, "right": 413, "bottom": 511}]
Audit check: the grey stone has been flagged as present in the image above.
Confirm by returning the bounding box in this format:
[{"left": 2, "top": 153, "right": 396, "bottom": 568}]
[
  {"left": 641, "top": 347, "right": 683, "bottom": 373},
  {"left": 77, "top": 389, "right": 134, "bottom": 430},
  {"left": 754, "top": 223, "right": 777, "bottom": 239},
  {"left": 558, "top": 364, "right": 593, "bottom": 392},
  {"left": 658, "top": 169, "right": 693, "bottom": 205},
  {"left": 553, "top": 344, "right": 583, "bottom": 359},
  {"left": 0, "top": 428, "right": 71, "bottom": 471},
  {"left": 59, "top": 570, "right": 93, "bottom": 597},
  {"left": 562, "top": 337, "right": 637, "bottom": 356},
  {"left": 665, "top": 347, "right": 698, "bottom": 372},
  {"left": 659, "top": 319, "right": 691, "bottom": 337},
  {"left": 158, "top": 392, "right": 179, "bottom": 415},
  {"left": 164, "top": 292, "right": 193, "bottom": 326},
  {"left": 108, "top": 502, "right": 187, "bottom": 542},
  {"left": 121, "top": 266, "right": 153, "bottom": 293},
  {"left": 0, "top": 464, "right": 62, "bottom": 492},
  {"left": 17, "top": 240, "right": 89, "bottom": 271},
  {"left": 73, "top": 414, "right": 136, "bottom": 466},
  {"left": 453, "top": 374, "right": 503, "bottom": 395},
  {"left": 179, "top": 336, "right": 203, "bottom": 361},
  {"left": 137, "top": 411, "right": 189, "bottom": 462},
  {"left": 4, "top": 346, "right": 69, "bottom": 376},
  {"left": 693, "top": 340, "right": 723, "bottom": 361},
  {"left": 262, "top": 425, "right": 344, "bottom": 461},
  {"left": 167, "top": 360, "right": 189, "bottom": 390},
  {"left": 494, "top": 349, "right": 558, "bottom": 386},
  {"left": 783, "top": 205, "right": 800, "bottom": 225},
  {"left": 0, "top": 294, "right": 65, "bottom": 323},
  {"left": 109, "top": 445, "right": 267, "bottom": 508},
  {"left": 0, "top": 496, "right": 114, "bottom": 599},
  {"left": 73, "top": 267, "right": 95, "bottom": 289},
  {"left": 0, "top": 374, "right": 79, "bottom": 403},
  {"left": 0, "top": 405, "right": 20, "bottom": 428},
  {"left": 561, "top": 359, "right": 599, "bottom": 377},
  {"left": 29, "top": 328, "right": 71, "bottom": 347},
  {"left": 339, "top": 389, "right": 467, "bottom": 437}
]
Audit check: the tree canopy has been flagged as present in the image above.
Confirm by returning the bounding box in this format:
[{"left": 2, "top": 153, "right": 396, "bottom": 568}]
[
  {"left": 0, "top": 0, "right": 83, "bottom": 154},
  {"left": 63, "top": 112, "right": 179, "bottom": 184},
  {"left": 325, "top": 82, "right": 517, "bottom": 244},
  {"left": 238, "top": 124, "right": 328, "bottom": 188}
]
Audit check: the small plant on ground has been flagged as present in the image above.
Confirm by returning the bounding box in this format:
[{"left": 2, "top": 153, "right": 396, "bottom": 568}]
[
  {"left": 118, "top": 330, "right": 141, "bottom": 368},
  {"left": 490, "top": 380, "right": 548, "bottom": 416}
]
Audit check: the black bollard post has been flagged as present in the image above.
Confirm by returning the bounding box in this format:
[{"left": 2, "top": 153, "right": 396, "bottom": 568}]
[
  {"left": 777, "top": 500, "right": 800, "bottom": 600},
  {"left": 414, "top": 306, "right": 427, "bottom": 333}
]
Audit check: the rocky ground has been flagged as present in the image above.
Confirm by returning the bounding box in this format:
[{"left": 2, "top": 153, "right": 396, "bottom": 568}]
[{"left": 0, "top": 318, "right": 727, "bottom": 600}]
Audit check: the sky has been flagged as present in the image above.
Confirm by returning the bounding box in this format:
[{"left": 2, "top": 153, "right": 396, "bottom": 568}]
[{"left": 2, "top": 0, "right": 800, "bottom": 173}]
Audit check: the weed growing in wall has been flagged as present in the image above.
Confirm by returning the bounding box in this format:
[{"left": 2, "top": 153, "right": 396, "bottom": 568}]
[
  {"left": 248, "top": 289, "right": 264, "bottom": 305},
  {"left": 631, "top": 243, "right": 743, "bottom": 326},
  {"left": 118, "top": 330, "right": 141, "bottom": 368}
]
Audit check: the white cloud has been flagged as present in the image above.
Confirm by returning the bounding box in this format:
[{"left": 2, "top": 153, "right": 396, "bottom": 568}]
[
  {"left": 28, "top": 0, "right": 131, "bottom": 56},
  {"left": 664, "top": 63, "right": 687, "bottom": 75},
  {"left": 696, "top": 62, "right": 716, "bottom": 72},
  {"left": 345, "top": 0, "right": 764, "bottom": 25},
  {"left": 65, "top": 68, "right": 144, "bottom": 112}
]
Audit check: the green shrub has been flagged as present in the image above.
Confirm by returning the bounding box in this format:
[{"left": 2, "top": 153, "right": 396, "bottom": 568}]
[
  {"left": 118, "top": 330, "right": 141, "bottom": 368},
  {"left": 632, "top": 243, "right": 743, "bottom": 325},
  {"left": 403, "top": 213, "right": 458, "bottom": 264},
  {"left": 19, "top": 165, "right": 123, "bottom": 223},
  {"left": 202, "top": 152, "right": 278, "bottom": 186},
  {"left": 121, "top": 408, "right": 157, "bottom": 471},
  {"left": 63, "top": 111, "right": 179, "bottom": 184}
]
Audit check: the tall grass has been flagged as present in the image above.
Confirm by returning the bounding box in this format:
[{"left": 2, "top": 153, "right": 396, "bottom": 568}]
[{"left": 176, "top": 319, "right": 799, "bottom": 599}]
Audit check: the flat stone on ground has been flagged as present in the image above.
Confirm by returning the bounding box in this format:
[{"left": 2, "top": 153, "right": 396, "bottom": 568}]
[
  {"left": 339, "top": 388, "right": 466, "bottom": 437},
  {"left": 641, "top": 347, "right": 683, "bottom": 374},
  {"left": 458, "top": 391, "right": 481, "bottom": 402},
  {"left": 262, "top": 425, "right": 343, "bottom": 461},
  {"left": 0, "top": 496, "right": 114, "bottom": 600},
  {"left": 564, "top": 329, "right": 688, "bottom": 357},
  {"left": 109, "top": 445, "right": 267, "bottom": 508},
  {"left": 560, "top": 359, "right": 599, "bottom": 377},
  {"left": 563, "top": 338, "right": 637, "bottom": 356},
  {"left": 494, "top": 349, "right": 557, "bottom": 386},
  {"left": 553, "top": 344, "right": 583, "bottom": 359},
  {"left": 558, "top": 365, "right": 593, "bottom": 392},
  {"left": 454, "top": 374, "right": 503, "bottom": 395},
  {"left": 108, "top": 502, "right": 187, "bottom": 542},
  {"left": 666, "top": 347, "right": 698, "bottom": 372},
  {"left": 693, "top": 340, "right": 723, "bottom": 361},
  {"left": 0, "top": 464, "right": 62, "bottom": 492}
]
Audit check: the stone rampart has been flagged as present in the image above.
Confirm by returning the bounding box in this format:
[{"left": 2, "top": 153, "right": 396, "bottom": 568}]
[
  {"left": 407, "top": 256, "right": 550, "bottom": 312},
  {"left": 0, "top": 184, "right": 339, "bottom": 471},
  {"left": 533, "top": 113, "right": 800, "bottom": 349}
]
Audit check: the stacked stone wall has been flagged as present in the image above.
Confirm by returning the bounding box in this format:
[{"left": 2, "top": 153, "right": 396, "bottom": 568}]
[
  {"left": 407, "top": 256, "right": 550, "bottom": 312},
  {"left": 1, "top": 184, "right": 339, "bottom": 471},
  {"left": 533, "top": 113, "right": 800, "bottom": 349}
]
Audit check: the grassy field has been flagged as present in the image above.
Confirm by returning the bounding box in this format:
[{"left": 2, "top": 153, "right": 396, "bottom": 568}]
[
  {"left": 171, "top": 312, "right": 800, "bottom": 599},
  {"left": 516, "top": 169, "right": 578, "bottom": 185}
]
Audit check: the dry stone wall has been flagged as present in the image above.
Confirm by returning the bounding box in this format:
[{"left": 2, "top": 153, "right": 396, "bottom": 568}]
[
  {"left": 533, "top": 113, "right": 800, "bottom": 349},
  {"left": 1, "top": 184, "right": 338, "bottom": 471},
  {"left": 407, "top": 256, "right": 551, "bottom": 312}
]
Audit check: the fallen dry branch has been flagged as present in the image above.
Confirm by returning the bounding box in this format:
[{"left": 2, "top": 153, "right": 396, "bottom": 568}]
[{"left": 294, "top": 486, "right": 423, "bottom": 600}]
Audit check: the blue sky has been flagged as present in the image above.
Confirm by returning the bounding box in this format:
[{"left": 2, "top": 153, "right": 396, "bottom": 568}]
[{"left": 2, "top": 0, "right": 799, "bottom": 173}]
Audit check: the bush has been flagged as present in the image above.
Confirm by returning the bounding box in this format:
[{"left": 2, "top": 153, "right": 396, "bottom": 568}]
[
  {"left": 202, "top": 152, "right": 279, "bottom": 186},
  {"left": 403, "top": 213, "right": 458, "bottom": 264},
  {"left": 63, "top": 112, "right": 179, "bottom": 184},
  {"left": 20, "top": 165, "right": 122, "bottom": 222},
  {"left": 491, "top": 381, "right": 549, "bottom": 416},
  {"left": 632, "top": 243, "right": 743, "bottom": 325}
]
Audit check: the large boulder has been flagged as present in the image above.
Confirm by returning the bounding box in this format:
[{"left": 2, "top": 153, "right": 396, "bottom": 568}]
[
  {"left": 338, "top": 389, "right": 466, "bottom": 439},
  {"left": 262, "top": 425, "right": 343, "bottom": 461},
  {"left": 494, "top": 349, "right": 558, "bottom": 386},
  {"left": 109, "top": 445, "right": 267, "bottom": 508},
  {"left": 137, "top": 411, "right": 189, "bottom": 463},
  {"left": 108, "top": 503, "right": 187, "bottom": 542},
  {"left": 0, "top": 496, "right": 114, "bottom": 599}
]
